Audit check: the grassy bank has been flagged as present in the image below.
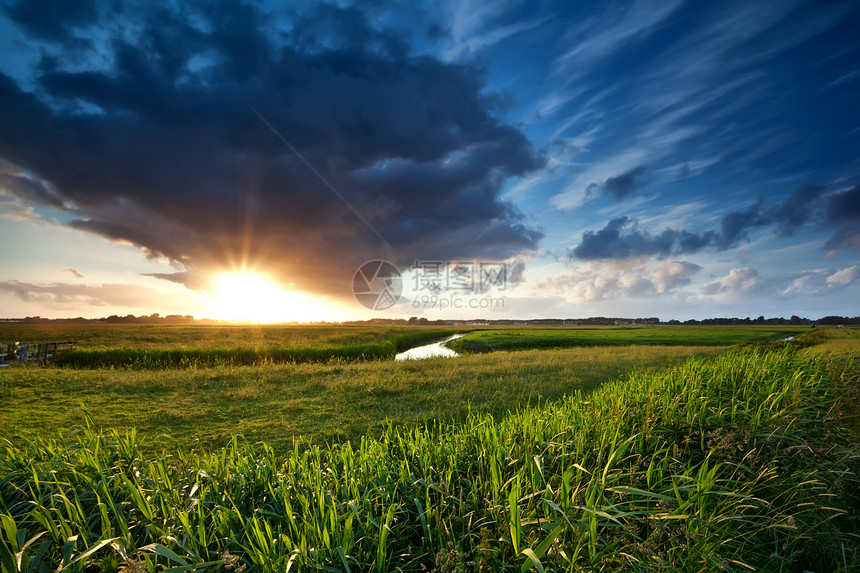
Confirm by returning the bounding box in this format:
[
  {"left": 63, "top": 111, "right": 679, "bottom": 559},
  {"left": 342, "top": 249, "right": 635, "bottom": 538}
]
[
  {"left": 447, "top": 325, "right": 808, "bottom": 353},
  {"left": 0, "top": 324, "right": 456, "bottom": 352},
  {"left": 0, "top": 326, "right": 459, "bottom": 369},
  {"left": 54, "top": 342, "right": 398, "bottom": 369},
  {"left": 1, "top": 349, "right": 858, "bottom": 571},
  {"left": 1, "top": 345, "right": 714, "bottom": 450}
]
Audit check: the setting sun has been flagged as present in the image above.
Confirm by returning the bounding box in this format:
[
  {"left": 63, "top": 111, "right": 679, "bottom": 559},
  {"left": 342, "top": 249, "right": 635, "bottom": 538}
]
[{"left": 205, "top": 272, "right": 334, "bottom": 323}]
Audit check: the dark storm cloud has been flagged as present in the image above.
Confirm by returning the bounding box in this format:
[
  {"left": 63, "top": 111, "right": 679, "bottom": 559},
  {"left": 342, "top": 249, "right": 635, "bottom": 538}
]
[
  {"left": 760, "top": 182, "right": 858, "bottom": 248},
  {"left": 570, "top": 182, "right": 860, "bottom": 262},
  {"left": 0, "top": 2, "right": 542, "bottom": 298},
  {"left": 602, "top": 165, "right": 650, "bottom": 200},
  {"left": 714, "top": 198, "right": 766, "bottom": 249},
  {"left": 823, "top": 184, "right": 860, "bottom": 249},
  {"left": 4, "top": 0, "right": 99, "bottom": 43},
  {"left": 569, "top": 217, "right": 677, "bottom": 260},
  {"left": 766, "top": 183, "right": 825, "bottom": 236},
  {"left": 0, "top": 169, "right": 68, "bottom": 211},
  {"left": 142, "top": 270, "right": 213, "bottom": 293},
  {"left": 826, "top": 184, "right": 860, "bottom": 222},
  {"left": 569, "top": 212, "right": 728, "bottom": 261},
  {"left": 824, "top": 225, "right": 860, "bottom": 250},
  {"left": 585, "top": 165, "right": 650, "bottom": 201}
]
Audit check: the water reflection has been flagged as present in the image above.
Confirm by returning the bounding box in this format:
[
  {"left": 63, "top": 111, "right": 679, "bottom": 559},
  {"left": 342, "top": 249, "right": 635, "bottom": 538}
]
[{"left": 395, "top": 334, "right": 465, "bottom": 360}]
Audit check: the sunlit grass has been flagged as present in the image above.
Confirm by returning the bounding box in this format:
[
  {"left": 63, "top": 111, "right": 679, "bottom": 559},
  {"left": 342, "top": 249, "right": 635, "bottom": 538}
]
[
  {"left": 0, "top": 326, "right": 459, "bottom": 369},
  {"left": 805, "top": 326, "right": 860, "bottom": 357},
  {"left": 0, "top": 323, "right": 455, "bottom": 351}
]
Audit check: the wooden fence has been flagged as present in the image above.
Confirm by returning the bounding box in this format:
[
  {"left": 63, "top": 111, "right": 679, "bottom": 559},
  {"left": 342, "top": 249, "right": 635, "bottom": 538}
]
[{"left": 0, "top": 341, "right": 77, "bottom": 365}]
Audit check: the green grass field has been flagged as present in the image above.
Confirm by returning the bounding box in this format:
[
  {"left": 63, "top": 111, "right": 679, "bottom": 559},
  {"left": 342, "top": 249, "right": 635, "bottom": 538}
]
[
  {"left": 447, "top": 325, "right": 808, "bottom": 353},
  {"left": 2, "top": 348, "right": 859, "bottom": 571},
  {"left": 0, "top": 324, "right": 460, "bottom": 368},
  {"left": 1, "top": 325, "right": 858, "bottom": 571},
  {"left": 0, "top": 323, "right": 457, "bottom": 351},
  {"left": 1, "top": 344, "right": 720, "bottom": 450}
]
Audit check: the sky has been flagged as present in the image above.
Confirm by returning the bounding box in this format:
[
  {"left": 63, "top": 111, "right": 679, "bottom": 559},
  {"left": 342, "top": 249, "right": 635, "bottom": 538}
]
[{"left": 0, "top": 0, "right": 859, "bottom": 322}]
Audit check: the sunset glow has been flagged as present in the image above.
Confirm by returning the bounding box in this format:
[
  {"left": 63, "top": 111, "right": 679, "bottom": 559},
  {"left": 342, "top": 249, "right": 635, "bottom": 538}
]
[{"left": 206, "top": 272, "right": 333, "bottom": 323}]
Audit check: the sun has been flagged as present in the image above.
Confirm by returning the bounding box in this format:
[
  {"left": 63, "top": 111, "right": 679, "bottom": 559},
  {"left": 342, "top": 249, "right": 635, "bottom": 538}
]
[{"left": 205, "top": 271, "right": 331, "bottom": 323}]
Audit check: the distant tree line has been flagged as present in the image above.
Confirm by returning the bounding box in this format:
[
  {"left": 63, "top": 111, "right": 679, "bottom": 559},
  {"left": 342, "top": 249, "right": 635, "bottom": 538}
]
[
  {"left": 670, "top": 315, "right": 860, "bottom": 326},
  {"left": 4, "top": 314, "right": 215, "bottom": 325},
  {"left": 3, "top": 314, "right": 858, "bottom": 326}
]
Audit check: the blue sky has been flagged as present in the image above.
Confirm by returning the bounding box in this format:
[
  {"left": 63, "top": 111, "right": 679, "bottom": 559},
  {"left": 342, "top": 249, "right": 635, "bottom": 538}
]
[{"left": 0, "top": 0, "right": 858, "bottom": 321}]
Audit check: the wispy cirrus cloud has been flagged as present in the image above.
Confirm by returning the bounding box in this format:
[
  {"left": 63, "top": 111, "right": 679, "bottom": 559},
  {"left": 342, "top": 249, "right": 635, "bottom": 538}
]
[
  {"left": 550, "top": 106, "right": 712, "bottom": 209},
  {"left": 552, "top": 0, "right": 683, "bottom": 78},
  {"left": 444, "top": 14, "right": 550, "bottom": 60},
  {"left": 547, "top": 0, "right": 851, "bottom": 213}
]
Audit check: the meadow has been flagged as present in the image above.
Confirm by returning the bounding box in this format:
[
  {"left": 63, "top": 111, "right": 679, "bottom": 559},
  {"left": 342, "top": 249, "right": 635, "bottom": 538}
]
[
  {"left": 0, "top": 324, "right": 807, "bottom": 448},
  {"left": 1, "top": 345, "right": 719, "bottom": 450},
  {"left": 0, "top": 324, "right": 452, "bottom": 350},
  {"left": 0, "top": 324, "right": 459, "bottom": 369},
  {"left": 447, "top": 325, "right": 807, "bottom": 353},
  {"left": 0, "top": 324, "right": 858, "bottom": 571}
]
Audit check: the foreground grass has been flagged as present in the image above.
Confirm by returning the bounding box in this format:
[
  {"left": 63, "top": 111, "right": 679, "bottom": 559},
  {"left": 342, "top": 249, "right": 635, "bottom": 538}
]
[
  {"left": 448, "top": 325, "right": 807, "bottom": 353},
  {"left": 1, "top": 349, "right": 858, "bottom": 572},
  {"left": 0, "top": 346, "right": 715, "bottom": 450}
]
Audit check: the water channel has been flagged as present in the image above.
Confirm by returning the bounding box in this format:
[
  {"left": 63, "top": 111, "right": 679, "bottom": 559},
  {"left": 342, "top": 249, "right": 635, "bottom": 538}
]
[{"left": 394, "top": 334, "right": 465, "bottom": 360}]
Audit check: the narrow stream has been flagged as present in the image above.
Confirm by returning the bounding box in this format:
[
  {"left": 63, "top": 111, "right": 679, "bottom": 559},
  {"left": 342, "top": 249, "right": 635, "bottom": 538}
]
[{"left": 395, "top": 334, "right": 465, "bottom": 361}]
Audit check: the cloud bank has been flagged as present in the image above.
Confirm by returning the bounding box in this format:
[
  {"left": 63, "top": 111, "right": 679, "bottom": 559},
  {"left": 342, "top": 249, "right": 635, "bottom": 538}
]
[
  {"left": 569, "top": 183, "right": 860, "bottom": 262},
  {"left": 538, "top": 259, "right": 702, "bottom": 303},
  {"left": 696, "top": 264, "right": 860, "bottom": 303}
]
